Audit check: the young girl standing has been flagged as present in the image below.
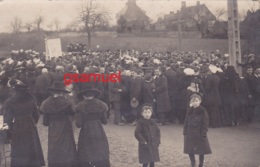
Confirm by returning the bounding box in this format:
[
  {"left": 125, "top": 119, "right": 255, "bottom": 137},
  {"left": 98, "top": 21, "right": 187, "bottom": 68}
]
[
  {"left": 183, "top": 93, "right": 212, "bottom": 167},
  {"left": 135, "top": 103, "right": 160, "bottom": 167}
]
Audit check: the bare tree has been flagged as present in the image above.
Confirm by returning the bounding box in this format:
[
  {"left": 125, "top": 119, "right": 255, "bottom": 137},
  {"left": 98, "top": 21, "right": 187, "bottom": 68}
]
[
  {"left": 248, "top": 1, "right": 257, "bottom": 13},
  {"left": 78, "top": 0, "right": 110, "bottom": 48},
  {"left": 10, "top": 16, "right": 23, "bottom": 34},
  {"left": 184, "top": 6, "right": 216, "bottom": 38},
  {"left": 24, "top": 22, "right": 33, "bottom": 32},
  {"left": 54, "top": 18, "right": 61, "bottom": 32},
  {"left": 185, "top": 9, "right": 207, "bottom": 37},
  {"left": 238, "top": 9, "right": 247, "bottom": 22},
  {"left": 34, "top": 16, "right": 44, "bottom": 31},
  {"left": 46, "top": 23, "right": 54, "bottom": 31},
  {"left": 214, "top": 8, "right": 227, "bottom": 21}
]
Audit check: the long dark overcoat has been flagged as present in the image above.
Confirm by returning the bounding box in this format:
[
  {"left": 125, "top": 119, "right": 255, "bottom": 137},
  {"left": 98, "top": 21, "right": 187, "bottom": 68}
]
[
  {"left": 177, "top": 75, "right": 194, "bottom": 123},
  {"left": 142, "top": 81, "right": 155, "bottom": 108},
  {"left": 75, "top": 98, "right": 110, "bottom": 167},
  {"left": 120, "top": 75, "right": 132, "bottom": 116},
  {"left": 203, "top": 74, "right": 222, "bottom": 106},
  {"left": 183, "top": 106, "right": 212, "bottom": 155},
  {"left": 4, "top": 93, "right": 45, "bottom": 167},
  {"left": 130, "top": 76, "right": 144, "bottom": 104},
  {"left": 154, "top": 75, "right": 171, "bottom": 113},
  {"left": 40, "top": 96, "right": 77, "bottom": 167},
  {"left": 135, "top": 118, "right": 160, "bottom": 163},
  {"left": 203, "top": 73, "right": 222, "bottom": 127}
]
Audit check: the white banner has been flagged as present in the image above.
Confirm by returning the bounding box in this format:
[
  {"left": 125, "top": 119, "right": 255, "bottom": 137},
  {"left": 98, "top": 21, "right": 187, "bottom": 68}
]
[{"left": 45, "top": 38, "right": 62, "bottom": 60}]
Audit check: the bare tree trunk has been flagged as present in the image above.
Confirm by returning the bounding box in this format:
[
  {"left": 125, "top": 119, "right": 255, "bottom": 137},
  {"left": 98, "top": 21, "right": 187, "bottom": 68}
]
[{"left": 87, "top": 29, "right": 91, "bottom": 49}]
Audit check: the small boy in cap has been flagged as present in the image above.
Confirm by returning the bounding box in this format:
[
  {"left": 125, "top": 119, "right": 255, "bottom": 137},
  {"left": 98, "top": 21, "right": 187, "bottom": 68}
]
[
  {"left": 135, "top": 104, "right": 160, "bottom": 167},
  {"left": 183, "top": 93, "right": 211, "bottom": 167}
]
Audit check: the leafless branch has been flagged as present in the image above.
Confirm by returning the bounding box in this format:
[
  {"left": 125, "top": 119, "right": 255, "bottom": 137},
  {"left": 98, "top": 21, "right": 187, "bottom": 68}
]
[{"left": 10, "top": 16, "right": 23, "bottom": 34}]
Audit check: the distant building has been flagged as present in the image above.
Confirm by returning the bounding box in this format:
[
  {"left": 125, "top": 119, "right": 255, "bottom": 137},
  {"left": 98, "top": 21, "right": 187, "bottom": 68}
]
[
  {"left": 240, "top": 10, "right": 260, "bottom": 55},
  {"left": 116, "top": 0, "right": 150, "bottom": 33},
  {"left": 155, "top": 1, "right": 216, "bottom": 37}
]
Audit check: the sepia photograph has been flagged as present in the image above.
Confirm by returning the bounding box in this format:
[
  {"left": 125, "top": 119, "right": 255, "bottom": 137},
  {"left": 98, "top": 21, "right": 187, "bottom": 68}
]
[{"left": 0, "top": 0, "right": 260, "bottom": 166}]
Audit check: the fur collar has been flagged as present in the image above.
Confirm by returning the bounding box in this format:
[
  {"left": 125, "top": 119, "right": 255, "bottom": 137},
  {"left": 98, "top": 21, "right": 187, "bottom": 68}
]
[
  {"left": 40, "top": 96, "right": 72, "bottom": 114},
  {"left": 75, "top": 98, "right": 108, "bottom": 114}
]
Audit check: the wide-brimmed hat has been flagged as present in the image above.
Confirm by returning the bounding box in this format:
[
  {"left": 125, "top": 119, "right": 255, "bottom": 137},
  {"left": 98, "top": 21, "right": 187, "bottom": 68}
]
[
  {"left": 77, "top": 89, "right": 101, "bottom": 100},
  {"left": 130, "top": 98, "right": 139, "bottom": 108},
  {"left": 208, "top": 64, "right": 218, "bottom": 74},
  {"left": 14, "top": 66, "right": 26, "bottom": 71},
  {"left": 47, "top": 81, "right": 70, "bottom": 93},
  {"left": 14, "top": 81, "right": 29, "bottom": 90},
  {"left": 184, "top": 68, "right": 195, "bottom": 76}
]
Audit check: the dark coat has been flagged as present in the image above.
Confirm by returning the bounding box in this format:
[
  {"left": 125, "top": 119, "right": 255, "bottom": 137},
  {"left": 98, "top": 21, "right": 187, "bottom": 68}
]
[
  {"left": 75, "top": 98, "right": 110, "bottom": 164},
  {"left": 40, "top": 96, "right": 77, "bottom": 167},
  {"left": 178, "top": 75, "right": 194, "bottom": 110},
  {"left": 34, "top": 73, "right": 52, "bottom": 95},
  {"left": 108, "top": 81, "right": 121, "bottom": 102},
  {"left": 163, "top": 68, "right": 178, "bottom": 96},
  {"left": 183, "top": 106, "right": 212, "bottom": 155},
  {"left": 24, "top": 74, "right": 36, "bottom": 94},
  {"left": 0, "top": 86, "right": 12, "bottom": 115},
  {"left": 154, "top": 75, "right": 171, "bottom": 113},
  {"left": 219, "top": 74, "right": 240, "bottom": 104},
  {"left": 4, "top": 92, "right": 45, "bottom": 167},
  {"left": 135, "top": 118, "right": 160, "bottom": 163},
  {"left": 130, "top": 76, "right": 144, "bottom": 103},
  {"left": 250, "top": 75, "right": 260, "bottom": 105},
  {"left": 142, "top": 81, "right": 155, "bottom": 107},
  {"left": 203, "top": 74, "right": 222, "bottom": 106},
  {"left": 120, "top": 75, "right": 131, "bottom": 113}
]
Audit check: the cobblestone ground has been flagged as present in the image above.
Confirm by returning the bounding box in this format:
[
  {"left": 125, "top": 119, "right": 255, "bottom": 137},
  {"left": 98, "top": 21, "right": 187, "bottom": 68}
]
[{"left": 1, "top": 114, "right": 260, "bottom": 167}]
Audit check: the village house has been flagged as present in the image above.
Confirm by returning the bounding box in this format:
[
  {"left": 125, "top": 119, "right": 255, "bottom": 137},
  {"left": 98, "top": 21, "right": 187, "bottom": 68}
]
[
  {"left": 116, "top": 0, "right": 150, "bottom": 33},
  {"left": 155, "top": 1, "right": 216, "bottom": 37}
]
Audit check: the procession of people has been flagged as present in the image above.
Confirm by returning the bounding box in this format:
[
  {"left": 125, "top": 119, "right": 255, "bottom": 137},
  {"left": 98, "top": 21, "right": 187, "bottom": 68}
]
[{"left": 0, "top": 46, "right": 259, "bottom": 167}]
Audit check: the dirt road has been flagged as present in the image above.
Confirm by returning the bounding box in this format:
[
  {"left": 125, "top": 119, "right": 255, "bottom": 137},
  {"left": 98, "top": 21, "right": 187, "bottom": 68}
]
[{"left": 2, "top": 115, "right": 260, "bottom": 167}]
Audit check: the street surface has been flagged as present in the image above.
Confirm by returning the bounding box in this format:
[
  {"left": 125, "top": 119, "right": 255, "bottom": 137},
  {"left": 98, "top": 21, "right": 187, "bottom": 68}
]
[{"left": 1, "top": 114, "right": 260, "bottom": 167}]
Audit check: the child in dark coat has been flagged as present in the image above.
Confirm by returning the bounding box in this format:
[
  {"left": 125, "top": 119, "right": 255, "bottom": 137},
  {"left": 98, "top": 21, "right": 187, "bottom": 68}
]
[
  {"left": 135, "top": 103, "right": 160, "bottom": 167},
  {"left": 183, "top": 93, "right": 212, "bottom": 167}
]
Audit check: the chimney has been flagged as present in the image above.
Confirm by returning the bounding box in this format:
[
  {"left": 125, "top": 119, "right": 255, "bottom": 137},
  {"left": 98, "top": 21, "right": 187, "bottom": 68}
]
[
  {"left": 181, "top": 1, "right": 186, "bottom": 9},
  {"left": 170, "top": 11, "right": 175, "bottom": 15},
  {"left": 128, "top": 0, "right": 136, "bottom": 5},
  {"left": 197, "top": 1, "right": 200, "bottom": 6}
]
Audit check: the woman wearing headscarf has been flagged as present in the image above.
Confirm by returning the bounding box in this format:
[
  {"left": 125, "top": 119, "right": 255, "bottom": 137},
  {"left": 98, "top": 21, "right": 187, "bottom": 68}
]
[
  {"left": 3, "top": 82, "right": 45, "bottom": 167},
  {"left": 40, "top": 81, "right": 77, "bottom": 167},
  {"left": 75, "top": 88, "right": 110, "bottom": 167}
]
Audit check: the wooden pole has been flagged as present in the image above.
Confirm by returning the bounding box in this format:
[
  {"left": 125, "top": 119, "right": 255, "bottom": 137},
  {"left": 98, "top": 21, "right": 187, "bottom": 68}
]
[
  {"left": 178, "top": 10, "right": 182, "bottom": 51},
  {"left": 227, "top": 0, "right": 242, "bottom": 75}
]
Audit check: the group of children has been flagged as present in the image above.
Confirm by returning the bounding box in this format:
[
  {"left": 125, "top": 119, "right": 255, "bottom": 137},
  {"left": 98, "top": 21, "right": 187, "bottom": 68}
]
[{"left": 135, "top": 93, "right": 211, "bottom": 167}]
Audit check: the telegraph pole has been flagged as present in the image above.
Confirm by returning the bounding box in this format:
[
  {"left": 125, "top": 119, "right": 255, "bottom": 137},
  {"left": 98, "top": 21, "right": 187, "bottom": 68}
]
[
  {"left": 227, "top": 0, "right": 242, "bottom": 75},
  {"left": 178, "top": 10, "right": 182, "bottom": 51},
  {"left": 172, "top": 10, "right": 186, "bottom": 51}
]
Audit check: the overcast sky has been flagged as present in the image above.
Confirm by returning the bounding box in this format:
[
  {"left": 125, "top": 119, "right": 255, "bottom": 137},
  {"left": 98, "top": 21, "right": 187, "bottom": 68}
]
[{"left": 0, "top": 0, "right": 258, "bottom": 33}]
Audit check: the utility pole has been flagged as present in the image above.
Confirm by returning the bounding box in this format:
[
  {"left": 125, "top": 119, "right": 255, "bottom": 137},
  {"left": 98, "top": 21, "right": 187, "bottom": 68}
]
[
  {"left": 227, "top": 0, "right": 242, "bottom": 75},
  {"left": 172, "top": 10, "right": 186, "bottom": 51},
  {"left": 178, "top": 11, "right": 182, "bottom": 51}
]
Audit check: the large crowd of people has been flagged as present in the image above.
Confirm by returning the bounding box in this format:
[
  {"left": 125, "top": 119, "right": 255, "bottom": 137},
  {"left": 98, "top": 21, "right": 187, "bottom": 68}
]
[
  {"left": 0, "top": 46, "right": 260, "bottom": 167},
  {"left": 0, "top": 47, "right": 259, "bottom": 126}
]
